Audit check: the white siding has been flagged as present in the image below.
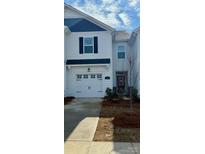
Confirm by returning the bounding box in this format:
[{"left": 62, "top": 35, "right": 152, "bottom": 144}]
[
  {"left": 66, "top": 65, "right": 113, "bottom": 97},
  {"left": 65, "top": 31, "right": 112, "bottom": 60},
  {"left": 64, "top": 8, "right": 84, "bottom": 18},
  {"left": 112, "top": 41, "right": 131, "bottom": 87},
  {"left": 130, "top": 30, "right": 140, "bottom": 95}
]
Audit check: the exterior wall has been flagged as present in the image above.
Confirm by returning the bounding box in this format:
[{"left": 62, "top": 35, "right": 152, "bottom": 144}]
[
  {"left": 64, "top": 32, "right": 67, "bottom": 96},
  {"left": 64, "top": 30, "right": 113, "bottom": 98},
  {"left": 65, "top": 31, "right": 112, "bottom": 60},
  {"left": 136, "top": 31, "right": 140, "bottom": 94},
  {"left": 130, "top": 30, "right": 140, "bottom": 95},
  {"left": 66, "top": 65, "right": 112, "bottom": 97},
  {"left": 112, "top": 41, "right": 130, "bottom": 88},
  {"left": 64, "top": 30, "right": 70, "bottom": 96}
]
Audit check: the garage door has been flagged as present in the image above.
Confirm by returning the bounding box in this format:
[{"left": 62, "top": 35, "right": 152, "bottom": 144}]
[{"left": 75, "top": 74, "right": 103, "bottom": 97}]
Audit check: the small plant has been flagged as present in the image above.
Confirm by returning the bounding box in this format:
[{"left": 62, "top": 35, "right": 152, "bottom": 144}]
[
  {"left": 132, "top": 88, "right": 140, "bottom": 102},
  {"left": 105, "top": 87, "right": 118, "bottom": 100}
]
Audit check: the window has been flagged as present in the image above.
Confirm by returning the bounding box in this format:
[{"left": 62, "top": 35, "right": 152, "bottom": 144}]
[
  {"left": 97, "top": 74, "right": 102, "bottom": 79},
  {"left": 77, "top": 74, "right": 82, "bottom": 79},
  {"left": 83, "top": 74, "right": 88, "bottom": 79},
  {"left": 118, "top": 52, "right": 125, "bottom": 59},
  {"left": 84, "top": 37, "right": 94, "bottom": 53},
  {"left": 76, "top": 74, "right": 82, "bottom": 81},
  {"left": 91, "top": 74, "right": 95, "bottom": 78},
  {"left": 117, "top": 45, "right": 125, "bottom": 59}
]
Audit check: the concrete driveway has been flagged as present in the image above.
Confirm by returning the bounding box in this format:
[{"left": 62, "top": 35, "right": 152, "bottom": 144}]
[{"left": 64, "top": 98, "right": 102, "bottom": 141}]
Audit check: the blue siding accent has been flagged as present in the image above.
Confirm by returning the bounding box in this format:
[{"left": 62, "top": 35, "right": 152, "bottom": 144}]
[
  {"left": 66, "top": 59, "right": 110, "bottom": 65},
  {"left": 64, "top": 18, "right": 106, "bottom": 32}
]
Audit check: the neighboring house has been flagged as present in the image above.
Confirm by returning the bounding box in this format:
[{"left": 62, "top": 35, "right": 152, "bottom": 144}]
[
  {"left": 64, "top": 4, "right": 140, "bottom": 98},
  {"left": 129, "top": 28, "right": 140, "bottom": 96},
  {"left": 113, "top": 31, "right": 131, "bottom": 95}
]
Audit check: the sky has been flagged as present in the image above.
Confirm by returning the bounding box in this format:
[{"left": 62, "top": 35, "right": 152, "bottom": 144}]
[{"left": 64, "top": 0, "right": 140, "bottom": 32}]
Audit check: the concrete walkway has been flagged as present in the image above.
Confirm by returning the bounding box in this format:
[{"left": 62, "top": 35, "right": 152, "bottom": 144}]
[{"left": 64, "top": 98, "right": 140, "bottom": 154}]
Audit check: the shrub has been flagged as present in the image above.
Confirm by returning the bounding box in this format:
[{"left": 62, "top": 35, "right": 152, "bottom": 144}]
[
  {"left": 132, "top": 88, "right": 140, "bottom": 102},
  {"left": 105, "top": 87, "right": 118, "bottom": 100}
]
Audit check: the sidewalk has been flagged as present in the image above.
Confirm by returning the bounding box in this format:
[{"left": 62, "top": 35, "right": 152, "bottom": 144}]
[{"left": 64, "top": 141, "right": 140, "bottom": 154}]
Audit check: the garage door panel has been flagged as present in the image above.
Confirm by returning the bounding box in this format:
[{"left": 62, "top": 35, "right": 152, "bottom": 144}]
[{"left": 74, "top": 73, "right": 103, "bottom": 97}]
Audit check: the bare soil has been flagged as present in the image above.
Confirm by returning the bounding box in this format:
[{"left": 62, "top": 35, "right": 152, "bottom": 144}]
[{"left": 93, "top": 100, "right": 140, "bottom": 142}]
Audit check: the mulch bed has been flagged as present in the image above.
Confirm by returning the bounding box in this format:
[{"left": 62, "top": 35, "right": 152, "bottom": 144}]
[
  {"left": 93, "top": 99, "right": 140, "bottom": 142},
  {"left": 64, "top": 96, "right": 75, "bottom": 105},
  {"left": 113, "top": 112, "right": 140, "bottom": 128}
]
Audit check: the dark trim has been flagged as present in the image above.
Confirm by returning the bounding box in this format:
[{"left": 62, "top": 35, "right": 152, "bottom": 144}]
[
  {"left": 94, "top": 37, "right": 98, "bottom": 53},
  {"left": 79, "top": 37, "right": 83, "bottom": 54},
  {"left": 66, "top": 59, "right": 110, "bottom": 65}
]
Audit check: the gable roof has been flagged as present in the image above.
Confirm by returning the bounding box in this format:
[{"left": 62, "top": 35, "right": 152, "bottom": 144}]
[
  {"left": 64, "top": 18, "right": 106, "bottom": 32},
  {"left": 64, "top": 3, "right": 114, "bottom": 32}
]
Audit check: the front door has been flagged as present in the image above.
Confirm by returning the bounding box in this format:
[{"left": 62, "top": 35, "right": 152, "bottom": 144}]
[{"left": 116, "top": 73, "right": 126, "bottom": 94}]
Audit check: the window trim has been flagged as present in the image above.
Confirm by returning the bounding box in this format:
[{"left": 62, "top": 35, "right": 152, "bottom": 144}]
[
  {"left": 117, "top": 45, "right": 126, "bottom": 59},
  {"left": 76, "top": 74, "right": 82, "bottom": 81},
  {"left": 90, "top": 74, "right": 96, "bottom": 79},
  {"left": 97, "top": 74, "right": 102, "bottom": 80},
  {"left": 83, "top": 74, "right": 88, "bottom": 79},
  {"left": 118, "top": 52, "right": 125, "bottom": 59},
  {"left": 83, "top": 37, "right": 94, "bottom": 54}
]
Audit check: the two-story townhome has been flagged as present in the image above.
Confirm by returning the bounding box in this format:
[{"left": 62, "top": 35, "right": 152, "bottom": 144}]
[
  {"left": 64, "top": 4, "right": 114, "bottom": 97},
  {"left": 64, "top": 4, "right": 140, "bottom": 98}
]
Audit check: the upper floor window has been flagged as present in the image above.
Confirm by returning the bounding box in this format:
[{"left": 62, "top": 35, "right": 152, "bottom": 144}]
[
  {"left": 117, "top": 45, "right": 125, "bottom": 59},
  {"left": 79, "top": 37, "right": 98, "bottom": 54},
  {"left": 84, "top": 37, "right": 94, "bottom": 53}
]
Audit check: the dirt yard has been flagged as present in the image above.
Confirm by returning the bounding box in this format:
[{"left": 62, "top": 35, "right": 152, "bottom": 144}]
[{"left": 93, "top": 100, "right": 140, "bottom": 142}]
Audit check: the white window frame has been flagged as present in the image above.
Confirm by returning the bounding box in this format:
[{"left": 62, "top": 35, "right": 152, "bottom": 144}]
[
  {"left": 76, "top": 74, "right": 82, "bottom": 81},
  {"left": 83, "top": 37, "right": 94, "bottom": 54},
  {"left": 97, "top": 74, "right": 102, "bottom": 80},
  {"left": 83, "top": 74, "right": 88, "bottom": 79},
  {"left": 90, "top": 74, "right": 96, "bottom": 79},
  {"left": 117, "top": 45, "right": 126, "bottom": 59}
]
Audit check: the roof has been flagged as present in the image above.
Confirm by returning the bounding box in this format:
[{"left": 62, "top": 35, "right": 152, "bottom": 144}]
[
  {"left": 64, "top": 3, "right": 114, "bottom": 32},
  {"left": 64, "top": 18, "right": 106, "bottom": 32},
  {"left": 114, "top": 31, "right": 131, "bottom": 41}
]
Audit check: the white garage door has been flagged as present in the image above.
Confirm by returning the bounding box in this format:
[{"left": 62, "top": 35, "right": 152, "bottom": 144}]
[{"left": 75, "top": 74, "right": 103, "bottom": 97}]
